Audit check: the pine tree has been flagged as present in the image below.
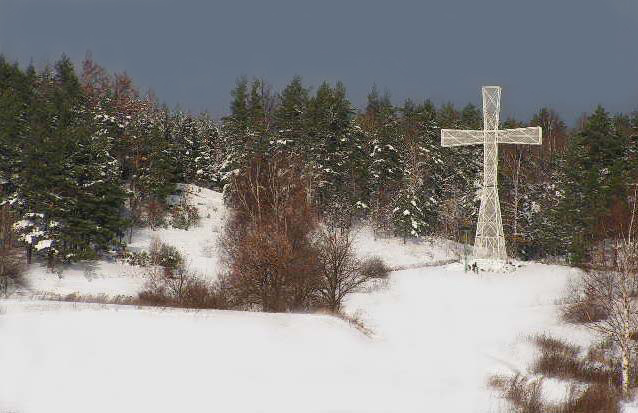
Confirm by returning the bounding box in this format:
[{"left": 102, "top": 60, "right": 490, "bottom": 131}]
[
  {"left": 272, "top": 76, "right": 310, "bottom": 157},
  {"left": 306, "top": 81, "right": 357, "bottom": 215},
  {"left": 436, "top": 102, "right": 481, "bottom": 241},
  {"left": 192, "top": 113, "right": 222, "bottom": 189},
  {"left": 220, "top": 78, "right": 267, "bottom": 192},
  {"left": 392, "top": 100, "right": 445, "bottom": 240},
  {"left": 368, "top": 98, "right": 403, "bottom": 235},
  {"left": 561, "top": 106, "right": 629, "bottom": 263}
]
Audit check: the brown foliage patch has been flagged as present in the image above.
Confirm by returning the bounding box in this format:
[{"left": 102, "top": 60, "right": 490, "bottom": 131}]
[{"left": 220, "top": 155, "right": 322, "bottom": 312}]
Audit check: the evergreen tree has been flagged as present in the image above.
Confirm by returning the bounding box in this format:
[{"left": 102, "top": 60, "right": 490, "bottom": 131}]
[
  {"left": 220, "top": 78, "right": 267, "bottom": 192},
  {"left": 368, "top": 99, "right": 403, "bottom": 234},
  {"left": 460, "top": 103, "right": 482, "bottom": 130},
  {"left": 272, "top": 76, "right": 310, "bottom": 157},
  {"left": 192, "top": 113, "right": 222, "bottom": 189},
  {"left": 392, "top": 100, "right": 445, "bottom": 239},
  {"left": 436, "top": 102, "right": 482, "bottom": 241},
  {"left": 0, "top": 57, "right": 33, "bottom": 198},
  {"left": 561, "top": 106, "right": 629, "bottom": 263}
]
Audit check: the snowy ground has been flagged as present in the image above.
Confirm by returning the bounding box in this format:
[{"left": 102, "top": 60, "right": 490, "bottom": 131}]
[
  {"left": 1, "top": 263, "right": 592, "bottom": 413},
  {"left": 0, "top": 185, "right": 610, "bottom": 412}
]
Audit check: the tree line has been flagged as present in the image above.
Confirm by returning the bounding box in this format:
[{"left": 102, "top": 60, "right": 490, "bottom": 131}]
[{"left": 0, "top": 53, "right": 637, "bottom": 266}]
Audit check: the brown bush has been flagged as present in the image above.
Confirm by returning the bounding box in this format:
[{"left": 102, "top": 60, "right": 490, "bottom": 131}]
[
  {"left": 360, "top": 256, "right": 390, "bottom": 279},
  {"left": 559, "top": 384, "right": 621, "bottom": 413},
  {"left": 532, "top": 334, "right": 581, "bottom": 359},
  {"left": 562, "top": 300, "right": 609, "bottom": 324},
  {"left": 39, "top": 287, "right": 227, "bottom": 310},
  {"left": 489, "top": 373, "right": 621, "bottom": 413},
  {"left": 560, "top": 277, "right": 609, "bottom": 324},
  {"left": 490, "top": 334, "right": 625, "bottom": 412},
  {"left": 140, "top": 265, "right": 227, "bottom": 309},
  {"left": 170, "top": 198, "right": 200, "bottom": 230},
  {"left": 145, "top": 199, "right": 166, "bottom": 230},
  {"left": 530, "top": 334, "right": 616, "bottom": 386},
  {"left": 489, "top": 373, "right": 544, "bottom": 413},
  {"left": 220, "top": 155, "right": 388, "bottom": 314},
  {"left": 334, "top": 310, "right": 375, "bottom": 338},
  {"left": 220, "top": 155, "right": 322, "bottom": 312}
]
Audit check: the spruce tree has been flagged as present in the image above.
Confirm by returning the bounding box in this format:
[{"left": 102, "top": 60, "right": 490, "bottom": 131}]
[
  {"left": 561, "top": 106, "right": 628, "bottom": 263},
  {"left": 272, "top": 76, "right": 310, "bottom": 157}
]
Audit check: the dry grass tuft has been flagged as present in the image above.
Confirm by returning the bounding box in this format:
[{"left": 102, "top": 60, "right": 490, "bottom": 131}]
[{"left": 490, "top": 334, "right": 622, "bottom": 412}]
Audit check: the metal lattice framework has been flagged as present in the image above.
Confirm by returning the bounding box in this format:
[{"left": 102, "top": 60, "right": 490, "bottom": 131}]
[{"left": 441, "top": 86, "right": 542, "bottom": 262}]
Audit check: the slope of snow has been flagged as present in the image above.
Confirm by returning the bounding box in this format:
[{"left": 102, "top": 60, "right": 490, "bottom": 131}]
[
  {"left": 23, "top": 261, "right": 146, "bottom": 297},
  {"left": 126, "top": 184, "right": 226, "bottom": 279},
  {"left": 22, "top": 185, "right": 226, "bottom": 298},
  {"left": 0, "top": 262, "right": 589, "bottom": 413},
  {"left": 353, "top": 226, "right": 461, "bottom": 269}
]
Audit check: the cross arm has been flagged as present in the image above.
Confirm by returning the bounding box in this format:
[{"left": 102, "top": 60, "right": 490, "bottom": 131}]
[
  {"left": 497, "top": 127, "right": 542, "bottom": 145},
  {"left": 441, "top": 129, "right": 485, "bottom": 147}
]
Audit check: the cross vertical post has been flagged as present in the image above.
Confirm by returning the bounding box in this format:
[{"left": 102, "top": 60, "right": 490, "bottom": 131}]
[{"left": 476, "top": 86, "right": 506, "bottom": 261}]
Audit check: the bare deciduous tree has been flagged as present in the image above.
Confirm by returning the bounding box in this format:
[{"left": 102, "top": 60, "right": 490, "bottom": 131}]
[
  {"left": 582, "top": 240, "right": 638, "bottom": 396},
  {"left": 220, "top": 155, "right": 321, "bottom": 312},
  {"left": 316, "top": 227, "right": 388, "bottom": 312}
]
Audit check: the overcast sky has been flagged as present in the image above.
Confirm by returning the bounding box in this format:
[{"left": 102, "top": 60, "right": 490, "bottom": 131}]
[{"left": 1, "top": 0, "right": 637, "bottom": 124}]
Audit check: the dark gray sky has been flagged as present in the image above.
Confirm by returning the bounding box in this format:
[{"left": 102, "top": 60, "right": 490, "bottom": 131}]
[{"left": 1, "top": 0, "right": 637, "bottom": 124}]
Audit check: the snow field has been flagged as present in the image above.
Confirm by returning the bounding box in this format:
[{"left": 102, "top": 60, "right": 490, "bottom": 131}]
[{"left": 1, "top": 262, "right": 589, "bottom": 412}]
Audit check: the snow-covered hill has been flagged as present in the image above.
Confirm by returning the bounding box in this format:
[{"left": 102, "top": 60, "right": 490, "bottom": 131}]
[
  {"left": 0, "top": 185, "right": 606, "bottom": 412},
  {"left": 22, "top": 184, "right": 225, "bottom": 298},
  {"left": 21, "top": 184, "right": 457, "bottom": 299}
]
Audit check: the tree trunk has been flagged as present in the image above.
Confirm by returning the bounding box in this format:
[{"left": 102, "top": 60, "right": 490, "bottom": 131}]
[
  {"left": 622, "top": 311, "right": 632, "bottom": 396},
  {"left": 622, "top": 347, "right": 630, "bottom": 396}
]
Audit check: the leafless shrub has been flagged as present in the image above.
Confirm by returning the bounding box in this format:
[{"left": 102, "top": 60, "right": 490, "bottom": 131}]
[
  {"left": 148, "top": 238, "right": 184, "bottom": 276},
  {"left": 490, "top": 371, "right": 621, "bottom": 413},
  {"left": 530, "top": 334, "right": 614, "bottom": 385},
  {"left": 61, "top": 292, "right": 137, "bottom": 305},
  {"left": 145, "top": 199, "right": 166, "bottom": 230},
  {"left": 136, "top": 287, "right": 173, "bottom": 307},
  {"left": 335, "top": 310, "right": 375, "bottom": 338},
  {"left": 141, "top": 262, "right": 226, "bottom": 308},
  {"left": 315, "top": 227, "right": 388, "bottom": 312},
  {"left": 531, "top": 334, "right": 581, "bottom": 360},
  {"left": 219, "top": 155, "right": 390, "bottom": 315},
  {"left": 170, "top": 197, "right": 200, "bottom": 230},
  {"left": 490, "top": 333, "right": 623, "bottom": 413},
  {"left": 360, "top": 256, "right": 390, "bottom": 279},
  {"left": 562, "top": 299, "right": 609, "bottom": 324},
  {"left": 558, "top": 384, "right": 621, "bottom": 413},
  {"left": 40, "top": 286, "right": 227, "bottom": 310},
  {"left": 489, "top": 373, "right": 545, "bottom": 413}
]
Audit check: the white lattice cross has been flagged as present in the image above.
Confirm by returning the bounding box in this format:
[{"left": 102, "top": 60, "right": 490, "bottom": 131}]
[{"left": 440, "top": 86, "right": 542, "bottom": 262}]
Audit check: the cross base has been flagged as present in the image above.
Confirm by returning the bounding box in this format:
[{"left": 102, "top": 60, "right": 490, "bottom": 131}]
[
  {"left": 473, "top": 235, "right": 507, "bottom": 261},
  {"left": 470, "top": 258, "right": 507, "bottom": 272},
  {"left": 474, "top": 184, "right": 507, "bottom": 261}
]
